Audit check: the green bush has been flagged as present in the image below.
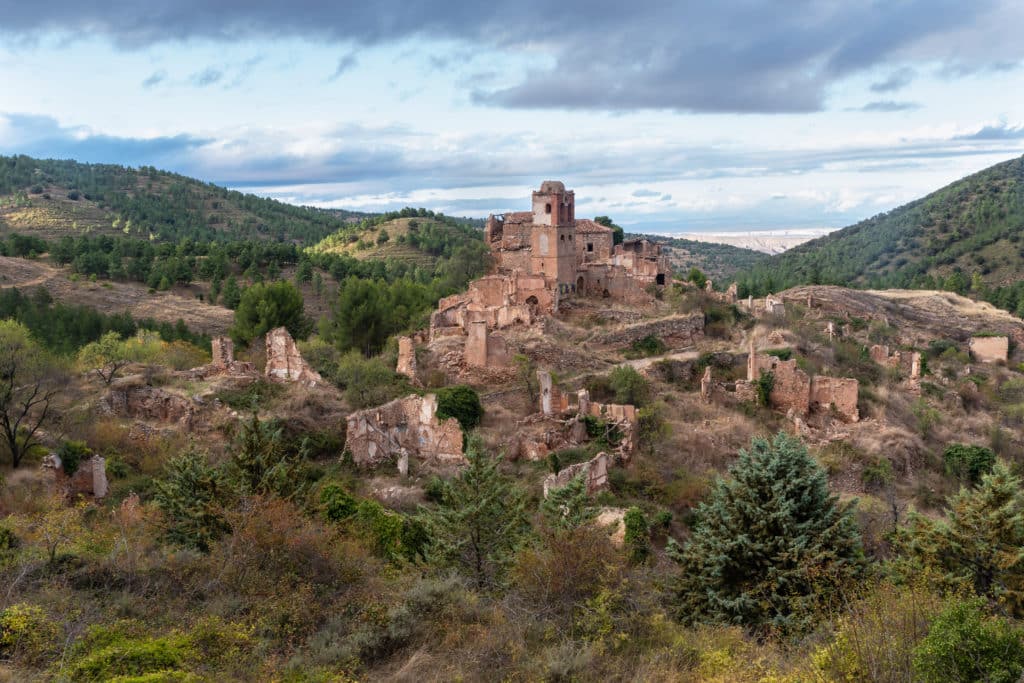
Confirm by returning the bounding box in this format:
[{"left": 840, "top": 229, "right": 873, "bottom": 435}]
[
  {"left": 0, "top": 603, "right": 59, "bottom": 665},
  {"left": 754, "top": 370, "right": 774, "bottom": 407},
  {"left": 944, "top": 443, "right": 996, "bottom": 484},
  {"left": 0, "top": 525, "right": 18, "bottom": 552},
  {"left": 913, "top": 598, "right": 1024, "bottom": 683},
  {"left": 320, "top": 483, "right": 358, "bottom": 522},
  {"left": 435, "top": 384, "right": 483, "bottom": 431},
  {"left": 625, "top": 335, "right": 667, "bottom": 359},
  {"left": 56, "top": 439, "right": 92, "bottom": 476},
  {"left": 607, "top": 366, "right": 650, "bottom": 407},
  {"left": 623, "top": 507, "right": 650, "bottom": 565}
]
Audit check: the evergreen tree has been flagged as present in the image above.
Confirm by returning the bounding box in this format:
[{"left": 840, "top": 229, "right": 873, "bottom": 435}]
[
  {"left": 152, "top": 448, "right": 229, "bottom": 552},
  {"left": 901, "top": 461, "right": 1024, "bottom": 615},
  {"left": 230, "top": 280, "right": 310, "bottom": 344},
  {"left": 224, "top": 412, "right": 306, "bottom": 500},
  {"left": 669, "top": 432, "right": 863, "bottom": 632},
  {"left": 221, "top": 275, "right": 241, "bottom": 310},
  {"left": 624, "top": 506, "right": 651, "bottom": 565},
  {"left": 420, "top": 444, "right": 531, "bottom": 589},
  {"left": 541, "top": 473, "right": 597, "bottom": 531}
]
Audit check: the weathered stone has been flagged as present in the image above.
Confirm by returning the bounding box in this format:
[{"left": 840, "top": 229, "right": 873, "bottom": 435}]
[
  {"left": 969, "top": 336, "right": 1008, "bottom": 363},
  {"left": 595, "top": 313, "right": 704, "bottom": 348},
  {"left": 700, "top": 366, "right": 712, "bottom": 403},
  {"left": 42, "top": 454, "right": 108, "bottom": 499},
  {"left": 211, "top": 336, "right": 234, "bottom": 368},
  {"left": 265, "top": 327, "right": 324, "bottom": 387},
  {"left": 594, "top": 507, "right": 626, "bottom": 547},
  {"left": 102, "top": 381, "right": 195, "bottom": 429},
  {"left": 542, "top": 451, "right": 612, "bottom": 498},
  {"left": 396, "top": 336, "right": 418, "bottom": 382},
  {"left": 809, "top": 376, "right": 859, "bottom": 422},
  {"left": 345, "top": 394, "right": 465, "bottom": 472}
]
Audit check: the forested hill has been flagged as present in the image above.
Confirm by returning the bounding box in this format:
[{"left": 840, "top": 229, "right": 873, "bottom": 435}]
[
  {"left": 0, "top": 155, "right": 374, "bottom": 244},
  {"left": 738, "top": 155, "right": 1024, "bottom": 310},
  {"left": 644, "top": 234, "right": 768, "bottom": 282}
]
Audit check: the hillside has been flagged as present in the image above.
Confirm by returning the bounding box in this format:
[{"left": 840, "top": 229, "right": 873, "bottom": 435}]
[
  {"left": 647, "top": 234, "right": 768, "bottom": 281},
  {"left": 740, "top": 155, "right": 1024, "bottom": 298},
  {"left": 0, "top": 155, "right": 372, "bottom": 244}
]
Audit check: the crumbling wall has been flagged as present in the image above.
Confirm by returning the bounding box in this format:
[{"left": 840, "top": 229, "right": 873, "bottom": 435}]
[
  {"left": 766, "top": 359, "right": 811, "bottom": 416},
  {"left": 42, "top": 454, "right": 108, "bottom": 499},
  {"left": 596, "top": 313, "right": 704, "bottom": 348},
  {"left": 969, "top": 336, "right": 1009, "bottom": 363},
  {"left": 870, "top": 344, "right": 922, "bottom": 379},
  {"left": 345, "top": 394, "right": 465, "bottom": 472},
  {"left": 265, "top": 327, "right": 324, "bottom": 387},
  {"left": 211, "top": 337, "right": 234, "bottom": 368},
  {"left": 542, "top": 451, "right": 612, "bottom": 498},
  {"left": 102, "top": 381, "right": 195, "bottom": 429},
  {"left": 396, "top": 336, "right": 418, "bottom": 382},
  {"left": 809, "top": 377, "right": 859, "bottom": 422}
]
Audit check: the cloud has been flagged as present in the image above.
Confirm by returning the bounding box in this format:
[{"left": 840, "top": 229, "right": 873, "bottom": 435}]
[
  {"left": 141, "top": 69, "right": 167, "bottom": 88},
  {"left": 327, "top": 52, "right": 358, "bottom": 82},
  {"left": 955, "top": 122, "right": 1024, "bottom": 140},
  {"left": 632, "top": 189, "right": 660, "bottom": 197},
  {"left": 855, "top": 100, "right": 922, "bottom": 112},
  {"left": 190, "top": 67, "right": 223, "bottom": 87},
  {"left": 0, "top": 2, "right": 1020, "bottom": 113},
  {"left": 870, "top": 66, "right": 916, "bottom": 92}
]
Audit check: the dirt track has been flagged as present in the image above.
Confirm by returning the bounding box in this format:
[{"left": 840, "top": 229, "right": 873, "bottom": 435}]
[{"left": 0, "top": 257, "right": 234, "bottom": 335}]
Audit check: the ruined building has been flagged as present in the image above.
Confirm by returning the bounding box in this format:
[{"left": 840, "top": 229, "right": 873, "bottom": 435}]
[{"left": 429, "top": 182, "right": 671, "bottom": 365}]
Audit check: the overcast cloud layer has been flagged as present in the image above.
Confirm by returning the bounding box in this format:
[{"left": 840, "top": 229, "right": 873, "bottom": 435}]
[{"left": 0, "top": 1, "right": 1022, "bottom": 230}]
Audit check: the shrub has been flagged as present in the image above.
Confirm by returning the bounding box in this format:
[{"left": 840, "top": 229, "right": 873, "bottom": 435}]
[
  {"left": 623, "top": 507, "right": 650, "bottom": 565},
  {"left": 0, "top": 525, "right": 17, "bottom": 551},
  {"left": 56, "top": 439, "right": 92, "bottom": 476},
  {"left": 0, "top": 603, "right": 59, "bottom": 665},
  {"left": 912, "top": 598, "right": 1024, "bottom": 683},
  {"left": 435, "top": 384, "right": 483, "bottom": 431},
  {"left": 943, "top": 443, "right": 996, "bottom": 484},
  {"left": 320, "top": 482, "right": 358, "bottom": 522},
  {"left": 754, "top": 370, "right": 774, "bottom": 407},
  {"left": 607, "top": 366, "right": 650, "bottom": 407},
  {"left": 625, "top": 335, "right": 667, "bottom": 359}
]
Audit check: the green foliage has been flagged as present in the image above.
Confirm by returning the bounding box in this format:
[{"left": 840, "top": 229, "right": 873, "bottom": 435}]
[
  {"left": 754, "top": 370, "right": 775, "bottom": 407},
  {"left": 320, "top": 482, "right": 358, "bottom": 522},
  {"left": 943, "top": 443, "right": 996, "bottom": 484},
  {"left": 420, "top": 444, "right": 531, "bottom": 588},
  {"left": 623, "top": 507, "right": 650, "bottom": 565},
  {"left": 0, "top": 603, "right": 59, "bottom": 665},
  {"left": 670, "top": 432, "right": 864, "bottom": 632},
  {"left": 912, "top": 598, "right": 1024, "bottom": 683},
  {"left": 225, "top": 412, "right": 307, "bottom": 500},
  {"left": 213, "top": 378, "right": 284, "bottom": 411},
  {"left": 901, "top": 461, "right": 1024, "bottom": 614},
  {"left": 435, "top": 384, "right": 483, "bottom": 431},
  {"left": 324, "top": 276, "right": 433, "bottom": 356},
  {"left": 0, "top": 319, "right": 63, "bottom": 468},
  {"left": 56, "top": 439, "right": 92, "bottom": 477},
  {"left": 0, "top": 525, "right": 17, "bottom": 552},
  {"left": 230, "top": 280, "right": 310, "bottom": 344},
  {"left": 687, "top": 267, "right": 707, "bottom": 288},
  {"left": 624, "top": 334, "right": 667, "bottom": 359},
  {"left": 607, "top": 365, "right": 651, "bottom": 407},
  {"left": 78, "top": 331, "right": 131, "bottom": 384},
  {"left": 912, "top": 398, "right": 941, "bottom": 437},
  {"left": 152, "top": 448, "right": 229, "bottom": 552},
  {"left": 334, "top": 350, "right": 409, "bottom": 409},
  {"left": 593, "top": 216, "right": 624, "bottom": 245},
  {"left": 541, "top": 474, "right": 597, "bottom": 531}
]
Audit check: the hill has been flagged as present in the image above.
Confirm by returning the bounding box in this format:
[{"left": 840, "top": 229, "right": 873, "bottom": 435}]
[
  {"left": 0, "top": 155, "right": 373, "bottom": 244},
  {"left": 646, "top": 234, "right": 768, "bottom": 281},
  {"left": 739, "top": 155, "right": 1024, "bottom": 303}
]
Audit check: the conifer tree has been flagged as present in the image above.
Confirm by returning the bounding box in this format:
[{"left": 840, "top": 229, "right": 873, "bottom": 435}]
[
  {"left": 901, "top": 460, "right": 1024, "bottom": 615},
  {"left": 420, "top": 444, "right": 530, "bottom": 589},
  {"left": 225, "top": 412, "right": 305, "bottom": 500},
  {"left": 541, "top": 473, "right": 597, "bottom": 531},
  {"left": 152, "top": 448, "right": 229, "bottom": 552},
  {"left": 669, "top": 432, "right": 863, "bottom": 632}
]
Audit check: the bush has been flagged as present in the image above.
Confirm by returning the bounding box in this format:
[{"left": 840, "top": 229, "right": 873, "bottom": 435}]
[
  {"left": 435, "top": 384, "right": 483, "bottom": 431},
  {"left": 56, "top": 439, "right": 92, "bottom": 476},
  {"left": 0, "top": 603, "right": 59, "bottom": 665},
  {"left": 754, "top": 370, "right": 774, "bottom": 407},
  {"left": 320, "top": 482, "right": 358, "bottom": 522},
  {"left": 625, "top": 335, "right": 667, "bottom": 359},
  {"left": 623, "top": 507, "right": 650, "bottom": 565},
  {"left": 0, "top": 525, "right": 17, "bottom": 552},
  {"left": 943, "top": 443, "right": 996, "bottom": 484},
  {"left": 230, "top": 280, "right": 311, "bottom": 344},
  {"left": 913, "top": 598, "right": 1024, "bottom": 683},
  {"left": 607, "top": 366, "right": 650, "bottom": 407}
]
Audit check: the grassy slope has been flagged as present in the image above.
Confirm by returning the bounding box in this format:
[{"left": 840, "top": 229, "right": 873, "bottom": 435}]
[{"left": 739, "top": 155, "right": 1024, "bottom": 294}]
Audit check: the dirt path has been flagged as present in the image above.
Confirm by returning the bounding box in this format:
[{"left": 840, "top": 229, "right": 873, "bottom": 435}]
[{"left": 0, "top": 256, "right": 234, "bottom": 335}]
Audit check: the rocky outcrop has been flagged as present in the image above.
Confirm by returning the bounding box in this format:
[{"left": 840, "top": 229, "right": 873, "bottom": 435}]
[
  {"left": 102, "top": 381, "right": 195, "bottom": 429},
  {"left": 345, "top": 394, "right": 465, "bottom": 473},
  {"left": 542, "top": 451, "right": 612, "bottom": 498},
  {"left": 265, "top": 327, "right": 324, "bottom": 387},
  {"left": 596, "top": 313, "right": 704, "bottom": 348}
]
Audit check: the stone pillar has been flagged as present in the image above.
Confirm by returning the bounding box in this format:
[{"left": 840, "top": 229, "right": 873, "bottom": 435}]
[
  {"left": 92, "top": 456, "right": 109, "bottom": 499},
  {"left": 747, "top": 295, "right": 753, "bottom": 309},
  {"left": 910, "top": 352, "right": 921, "bottom": 380},
  {"left": 747, "top": 336, "right": 757, "bottom": 382},
  {"left": 826, "top": 321, "right": 835, "bottom": 341},
  {"left": 704, "top": 279, "right": 713, "bottom": 292},
  {"left": 396, "top": 336, "right": 418, "bottom": 380},
  {"left": 538, "top": 370, "right": 553, "bottom": 415},
  {"left": 577, "top": 388, "right": 590, "bottom": 416},
  {"left": 700, "top": 367, "right": 712, "bottom": 403},
  {"left": 211, "top": 337, "right": 234, "bottom": 368},
  {"left": 465, "top": 321, "right": 488, "bottom": 367}
]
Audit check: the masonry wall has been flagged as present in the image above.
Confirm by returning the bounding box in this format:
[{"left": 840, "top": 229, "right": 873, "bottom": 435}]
[
  {"left": 596, "top": 313, "right": 704, "bottom": 348},
  {"left": 345, "top": 394, "right": 465, "bottom": 471},
  {"left": 809, "top": 376, "right": 859, "bottom": 422}
]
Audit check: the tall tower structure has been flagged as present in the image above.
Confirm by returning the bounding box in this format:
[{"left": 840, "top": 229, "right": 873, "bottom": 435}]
[{"left": 529, "top": 181, "right": 577, "bottom": 292}]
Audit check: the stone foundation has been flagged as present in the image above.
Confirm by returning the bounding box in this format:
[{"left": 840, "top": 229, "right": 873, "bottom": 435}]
[
  {"left": 542, "top": 451, "right": 612, "bottom": 498},
  {"left": 345, "top": 394, "right": 465, "bottom": 472}
]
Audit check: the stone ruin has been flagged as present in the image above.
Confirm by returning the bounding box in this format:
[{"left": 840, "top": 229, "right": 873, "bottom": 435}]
[
  {"left": 869, "top": 345, "right": 921, "bottom": 379},
  {"left": 265, "top": 327, "right": 325, "bottom": 387},
  {"left": 395, "top": 336, "right": 420, "bottom": 383},
  {"left": 739, "top": 293, "right": 785, "bottom": 317},
  {"left": 542, "top": 451, "right": 612, "bottom": 499},
  {"left": 969, "top": 335, "right": 1009, "bottom": 364},
  {"left": 42, "top": 453, "right": 108, "bottom": 500},
  {"left": 595, "top": 313, "right": 704, "bottom": 349},
  {"left": 705, "top": 340, "right": 860, "bottom": 422},
  {"left": 184, "top": 335, "right": 256, "bottom": 380},
  {"left": 101, "top": 378, "right": 196, "bottom": 430},
  {"left": 345, "top": 393, "right": 465, "bottom": 474}
]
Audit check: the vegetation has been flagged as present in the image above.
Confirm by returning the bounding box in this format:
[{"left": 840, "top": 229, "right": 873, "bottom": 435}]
[{"left": 230, "top": 280, "right": 310, "bottom": 344}]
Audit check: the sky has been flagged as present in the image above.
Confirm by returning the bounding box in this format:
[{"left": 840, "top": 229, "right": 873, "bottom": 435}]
[{"left": 0, "top": 1, "right": 1022, "bottom": 233}]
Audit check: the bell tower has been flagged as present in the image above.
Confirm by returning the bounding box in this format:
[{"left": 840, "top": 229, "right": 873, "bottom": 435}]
[{"left": 529, "top": 181, "right": 577, "bottom": 291}]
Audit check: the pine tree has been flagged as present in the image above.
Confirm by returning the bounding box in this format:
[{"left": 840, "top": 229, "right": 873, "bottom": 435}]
[
  {"left": 901, "top": 461, "right": 1024, "bottom": 615},
  {"left": 420, "top": 444, "right": 531, "bottom": 589},
  {"left": 152, "top": 448, "right": 229, "bottom": 552},
  {"left": 669, "top": 432, "right": 863, "bottom": 632},
  {"left": 624, "top": 507, "right": 650, "bottom": 565},
  {"left": 541, "top": 473, "right": 597, "bottom": 531},
  {"left": 225, "top": 412, "right": 305, "bottom": 500}
]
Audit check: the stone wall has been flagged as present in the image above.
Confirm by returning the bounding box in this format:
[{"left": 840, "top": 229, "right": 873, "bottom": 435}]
[
  {"left": 596, "top": 313, "right": 704, "bottom": 348},
  {"left": 970, "top": 336, "right": 1009, "bottom": 363},
  {"left": 542, "top": 451, "right": 612, "bottom": 498},
  {"left": 396, "top": 336, "right": 418, "bottom": 381},
  {"left": 345, "top": 394, "right": 465, "bottom": 473},
  {"left": 739, "top": 346, "right": 859, "bottom": 422},
  {"left": 102, "top": 381, "right": 195, "bottom": 429},
  {"left": 43, "top": 454, "right": 108, "bottom": 499},
  {"left": 869, "top": 344, "right": 921, "bottom": 379},
  {"left": 265, "top": 327, "right": 324, "bottom": 387},
  {"left": 809, "top": 376, "right": 859, "bottom": 422}
]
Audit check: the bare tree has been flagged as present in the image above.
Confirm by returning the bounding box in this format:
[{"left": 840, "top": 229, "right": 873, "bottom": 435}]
[{"left": 0, "top": 321, "right": 63, "bottom": 468}]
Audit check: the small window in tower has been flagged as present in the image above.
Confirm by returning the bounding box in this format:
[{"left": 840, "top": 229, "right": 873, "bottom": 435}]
[
  {"left": 545, "top": 203, "right": 551, "bottom": 214},
  {"left": 587, "top": 243, "right": 594, "bottom": 252},
  {"left": 560, "top": 234, "right": 565, "bottom": 241}
]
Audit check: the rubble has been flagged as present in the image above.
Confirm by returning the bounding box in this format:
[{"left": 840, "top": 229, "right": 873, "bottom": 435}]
[
  {"left": 265, "top": 327, "right": 324, "bottom": 387},
  {"left": 594, "top": 508, "right": 627, "bottom": 547},
  {"left": 869, "top": 344, "right": 922, "bottom": 379},
  {"left": 595, "top": 313, "right": 704, "bottom": 348},
  {"left": 102, "top": 380, "right": 195, "bottom": 429},
  {"left": 345, "top": 394, "right": 465, "bottom": 473}
]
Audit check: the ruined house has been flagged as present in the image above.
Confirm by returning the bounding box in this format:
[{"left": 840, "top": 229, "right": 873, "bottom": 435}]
[
  {"left": 535, "top": 370, "right": 640, "bottom": 459},
  {"left": 345, "top": 393, "right": 465, "bottom": 474},
  {"left": 542, "top": 451, "right": 612, "bottom": 498},
  {"left": 42, "top": 453, "right": 108, "bottom": 500},
  {"left": 265, "top": 327, "right": 324, "bottom": 387},
  {"left": 428, "top": 181, "right": 671, "bottom": 366},
  {"left": 869, "top": 345, "right": 921, "bottom": 379}
]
